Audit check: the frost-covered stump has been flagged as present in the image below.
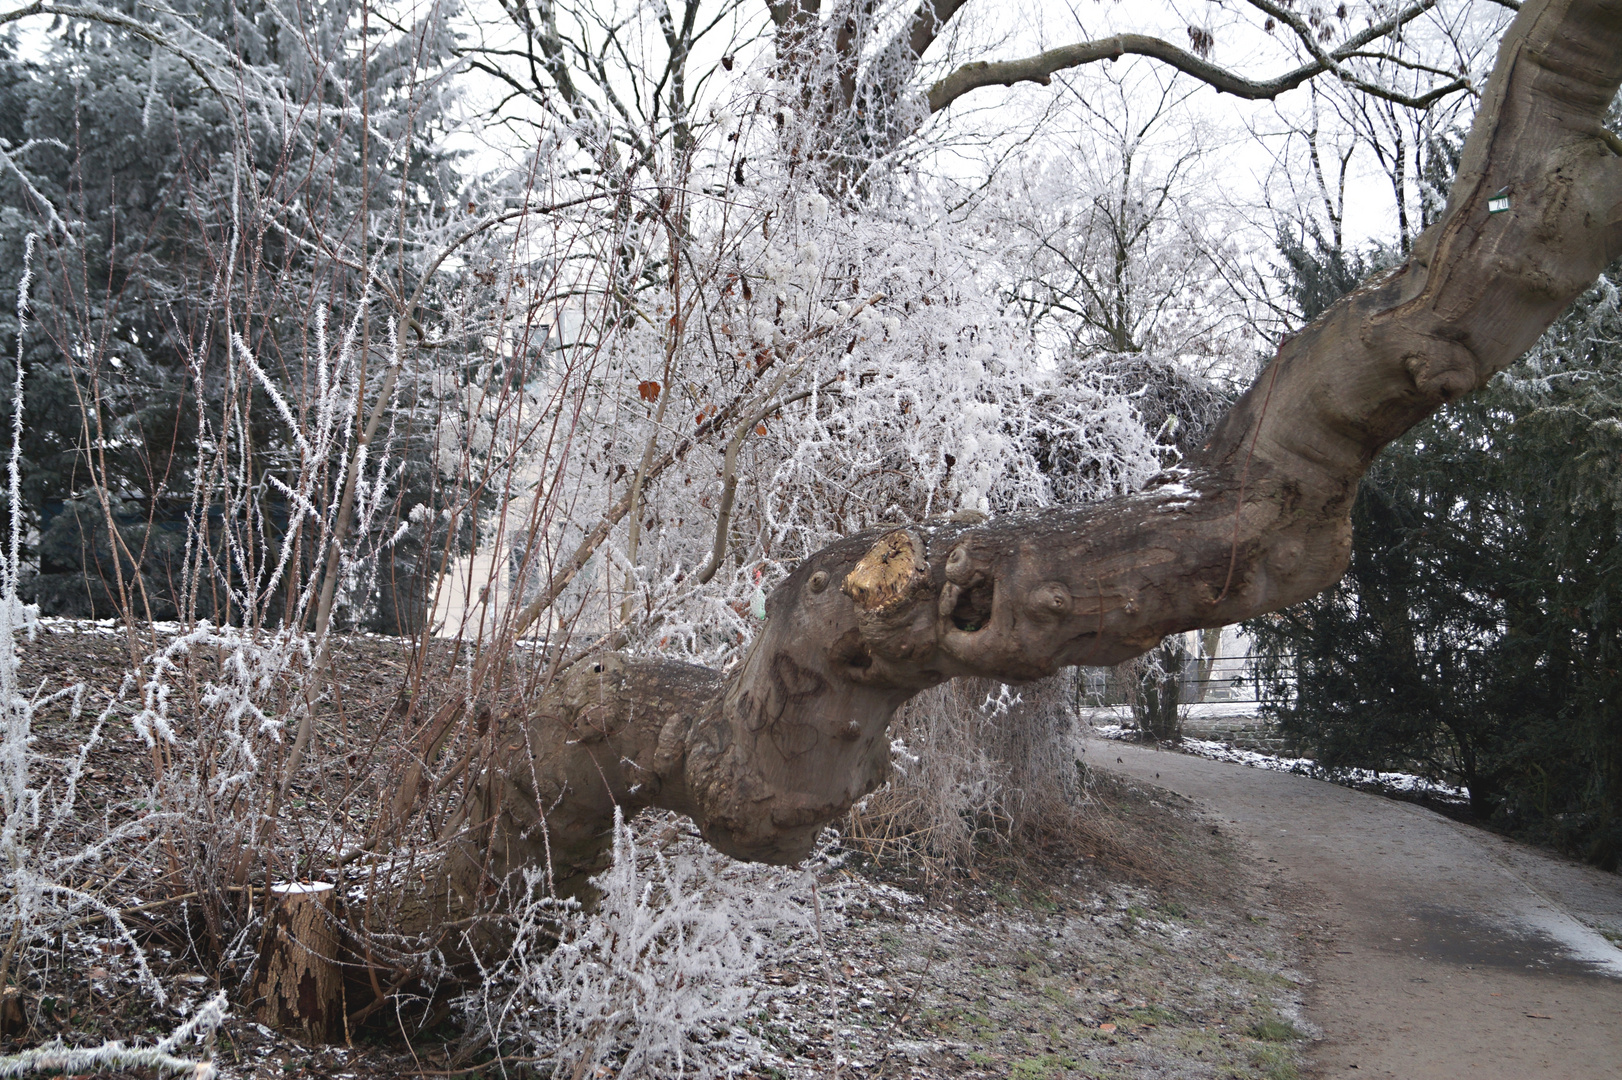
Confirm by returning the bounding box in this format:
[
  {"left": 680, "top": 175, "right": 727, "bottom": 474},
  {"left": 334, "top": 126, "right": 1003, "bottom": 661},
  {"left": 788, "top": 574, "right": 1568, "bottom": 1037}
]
[{"left": 253, "top": 883, "right": 343, "bottom": 1042}]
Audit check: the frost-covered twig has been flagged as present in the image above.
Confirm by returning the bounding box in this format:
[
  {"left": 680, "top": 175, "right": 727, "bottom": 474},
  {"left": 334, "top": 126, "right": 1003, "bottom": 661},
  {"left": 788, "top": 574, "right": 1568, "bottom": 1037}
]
[
  {"left": 0, "top": 990, "right": 227, "bottom": 1078},
  {"left": 458, "top": 809, "right": 816, "bottom": 1078},
  {"left": 0, "top": 232, "right": 218, "bottom": 1061}
]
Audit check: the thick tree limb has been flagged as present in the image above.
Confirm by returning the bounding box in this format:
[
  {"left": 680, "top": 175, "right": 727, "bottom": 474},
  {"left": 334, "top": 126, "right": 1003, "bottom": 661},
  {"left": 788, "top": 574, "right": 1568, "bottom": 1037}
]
[
  {"left": 376, "top": 337, "right": 846, "bottom": 843},
  {"left": 402, "top": 0, "right": 1622, "bottom": 960},
  {"left": 905, "top": 0, "right": 971, "bottom": 64},
  {"left": 927, "top": 0, "right": 1464, "bottom": 113}
]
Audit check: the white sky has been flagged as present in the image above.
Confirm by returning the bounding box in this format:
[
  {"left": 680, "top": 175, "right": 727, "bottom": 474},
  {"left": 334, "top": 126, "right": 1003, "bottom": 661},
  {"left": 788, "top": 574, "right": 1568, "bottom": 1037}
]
[
  {"left": 0, "top": 0, "right": 1516, "bottom": 255},
  {"left": 441, "top": 0, "right": 1513, "bottom": 253},
  {"left": 911, "top": 0, "right": 1510, "bottom": 247}
]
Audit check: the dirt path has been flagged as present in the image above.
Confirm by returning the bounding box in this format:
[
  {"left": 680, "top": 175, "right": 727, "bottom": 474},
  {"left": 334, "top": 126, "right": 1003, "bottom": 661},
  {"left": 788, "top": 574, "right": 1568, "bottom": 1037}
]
[{"left": 1098, "top": 741, "right": 1622, "bottom": 1080}]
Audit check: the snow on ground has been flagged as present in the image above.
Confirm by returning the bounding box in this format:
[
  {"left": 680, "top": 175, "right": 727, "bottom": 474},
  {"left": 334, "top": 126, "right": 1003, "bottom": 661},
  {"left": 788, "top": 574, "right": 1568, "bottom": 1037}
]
[
  {"left": 1087, "top": 723, "right": 1470, "bottom": 802},
  {"left": 1080, "top": 703, "right": 1273, "bottom": 723}
]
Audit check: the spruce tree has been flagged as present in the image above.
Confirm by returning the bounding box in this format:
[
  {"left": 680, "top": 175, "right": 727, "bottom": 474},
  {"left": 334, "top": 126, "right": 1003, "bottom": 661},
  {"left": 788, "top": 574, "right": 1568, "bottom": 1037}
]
[
  {"left": 1249, "top": 252, "right": 1622, "bottom": 868},
  {"left": 0, "top": 0, "right": 463, "bottom": 629}
]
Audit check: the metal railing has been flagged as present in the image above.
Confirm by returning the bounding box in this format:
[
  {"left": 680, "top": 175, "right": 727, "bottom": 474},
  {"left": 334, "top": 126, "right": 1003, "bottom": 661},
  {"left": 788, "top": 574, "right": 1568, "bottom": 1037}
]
[{"left": 1076, "top": 654, "right": 1295, "bottom": 709}]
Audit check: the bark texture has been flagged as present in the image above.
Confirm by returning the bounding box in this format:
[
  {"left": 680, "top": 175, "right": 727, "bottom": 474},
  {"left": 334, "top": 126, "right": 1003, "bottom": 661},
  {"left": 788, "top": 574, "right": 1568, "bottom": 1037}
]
[
  {"left": 253, "top": 883, "right": 343, "bottom": 1042},
  {"left": 407, "top": 0, "right": 1622, "bottom": 956}
]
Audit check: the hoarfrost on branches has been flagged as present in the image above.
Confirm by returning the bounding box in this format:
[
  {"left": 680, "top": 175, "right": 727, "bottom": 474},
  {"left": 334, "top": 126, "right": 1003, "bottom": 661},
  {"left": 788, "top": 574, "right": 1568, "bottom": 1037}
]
[
  {"left": 0, "top": 236, "right": 222, "bottom": 1074},
  {"left": 459, "top": 809, "right": 821, "bottom": 1077}
]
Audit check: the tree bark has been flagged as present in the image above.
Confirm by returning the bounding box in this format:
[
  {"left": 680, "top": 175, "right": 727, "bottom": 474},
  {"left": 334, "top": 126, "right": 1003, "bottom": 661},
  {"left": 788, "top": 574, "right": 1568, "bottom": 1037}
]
[
  {"left": 254, "top": 883, "right": 344, "bottom": 1043},
  {"left": 404, "top": 0, "right": 1622, "bottom": 959}
]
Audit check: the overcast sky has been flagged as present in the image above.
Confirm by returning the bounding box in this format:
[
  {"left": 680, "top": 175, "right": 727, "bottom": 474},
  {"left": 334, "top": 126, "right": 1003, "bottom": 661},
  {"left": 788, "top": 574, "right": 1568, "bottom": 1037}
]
[{"left": 438, "top": 0, "right": 1513, "bottom": 255}]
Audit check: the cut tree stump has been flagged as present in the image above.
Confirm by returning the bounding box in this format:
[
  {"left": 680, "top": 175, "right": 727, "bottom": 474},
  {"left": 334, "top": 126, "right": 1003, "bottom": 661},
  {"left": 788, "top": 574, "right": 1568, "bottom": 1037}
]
[
  {"left": 0, "top": 986, "right": 24, "bottom": 1036},
  {"left": 252, "top": 882, "right": 343, "bottom": 1043}
]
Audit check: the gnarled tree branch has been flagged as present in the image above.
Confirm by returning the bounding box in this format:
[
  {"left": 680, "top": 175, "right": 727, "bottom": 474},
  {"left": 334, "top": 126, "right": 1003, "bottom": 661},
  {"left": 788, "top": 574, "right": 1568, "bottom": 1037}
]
[
  {"left": 927, "top": 0, "right": 1464, "bottom": 113},
  {"left": 905, "top": 0, "right": 970, "bottom": 65}
]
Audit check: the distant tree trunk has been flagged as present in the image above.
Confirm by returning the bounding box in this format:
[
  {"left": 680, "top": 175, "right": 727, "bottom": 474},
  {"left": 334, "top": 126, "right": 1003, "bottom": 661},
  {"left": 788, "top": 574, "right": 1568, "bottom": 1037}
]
[
  {"left": 1130, "top": 638, "right": 1188, "bottom": 744},
  {"left": 1195, "top": 626, "right": 1223, "bottom": 702},
  {"left": 394, "top": 0, "right": 1622, "bottom": 965}
]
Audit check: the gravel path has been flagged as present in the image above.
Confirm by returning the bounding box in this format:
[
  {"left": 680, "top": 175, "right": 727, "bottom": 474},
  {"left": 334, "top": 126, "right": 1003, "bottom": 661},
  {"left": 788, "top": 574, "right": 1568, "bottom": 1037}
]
[{"left": 1098, "top": 740, "right": 1622, "bottom": 1080}]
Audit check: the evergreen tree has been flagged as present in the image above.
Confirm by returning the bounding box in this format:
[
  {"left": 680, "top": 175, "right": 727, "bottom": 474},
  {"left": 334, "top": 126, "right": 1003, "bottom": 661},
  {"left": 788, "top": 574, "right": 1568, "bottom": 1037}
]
[
  {"left": 0, "top": 0, "right": 464, "bottom": 630},
  {"left": 1249, "top": 254, "right": 1622, "bottom": 868}
]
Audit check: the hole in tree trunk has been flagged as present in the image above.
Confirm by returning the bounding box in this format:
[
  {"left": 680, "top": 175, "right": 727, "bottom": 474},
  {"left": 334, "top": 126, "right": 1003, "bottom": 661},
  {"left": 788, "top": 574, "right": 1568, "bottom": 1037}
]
[
  {"left": 832, "top": 628, "right": 874, "bottom": 670},
  {"left": 951, "top": 580, "right": 994, "bottom": 631}
]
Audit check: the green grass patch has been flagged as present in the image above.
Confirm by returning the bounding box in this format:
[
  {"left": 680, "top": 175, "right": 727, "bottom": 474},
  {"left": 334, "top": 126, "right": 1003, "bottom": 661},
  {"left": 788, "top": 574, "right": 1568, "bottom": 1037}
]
[
  {"left": 1252, "top": 1011, "right": 1304, "bottom": 1037},
  {"left": 1228, "top": 962, "right": 1295, "bottom": 989},
  {"left": 1248, "top": 1017, "right": 1302, "bottom": 1042},
  {"left": 1249, "top": 1042, "right": 1299, "bottom": 1080},
  {"left": 1126, "top": 1003, "right": 1182, "bottom": 1026},
  {"left": 1010, "top": 1053, "right": 1079, "bottom": 1079},
  {"left": 1027, "top": 891, "right": 1060, "bottom": 913}
]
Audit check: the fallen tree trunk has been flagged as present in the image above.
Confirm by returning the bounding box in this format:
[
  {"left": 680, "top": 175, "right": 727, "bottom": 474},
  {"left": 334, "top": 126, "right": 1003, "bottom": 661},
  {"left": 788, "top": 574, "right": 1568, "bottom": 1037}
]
[{"left": 400, "top": 0, "right": 1622, "bottom": 959}]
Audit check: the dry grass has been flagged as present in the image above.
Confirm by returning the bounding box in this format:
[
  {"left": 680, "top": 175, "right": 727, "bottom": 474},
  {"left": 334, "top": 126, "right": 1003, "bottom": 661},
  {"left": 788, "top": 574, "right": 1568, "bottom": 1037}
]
[
  {"left": 9, "top": 625, "right": 1282, "bottom": 1078},
  {"left": 845, "top": 673, "right": 1219, "bottom": 894},
  {"left": 845, "top": 676, "right": 1075, "bottom": 877}
]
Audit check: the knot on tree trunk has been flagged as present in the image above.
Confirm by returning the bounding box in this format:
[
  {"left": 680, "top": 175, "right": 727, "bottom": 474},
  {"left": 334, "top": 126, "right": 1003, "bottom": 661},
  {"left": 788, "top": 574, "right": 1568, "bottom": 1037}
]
[{"left": 841, "top": 527, "right": 929, "bottom": 614}]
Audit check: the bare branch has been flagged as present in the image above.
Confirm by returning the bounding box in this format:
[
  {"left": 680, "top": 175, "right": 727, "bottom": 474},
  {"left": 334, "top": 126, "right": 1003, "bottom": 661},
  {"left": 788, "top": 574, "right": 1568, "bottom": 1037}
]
[
  {"left": 1341, "top": 50, "right": 1479, "bottom": 86},
  {"left": 905, "top": 0, "right": 970, "bottom": 63},
  {"left": 695, "top": 294, "right": 885, "bottom": 585},
  {"left": 277, "top": 193, "right": 612, "bottom": 800},
  {"left": 928, "top": 0, "right": 1462, "bottom": 112}
]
